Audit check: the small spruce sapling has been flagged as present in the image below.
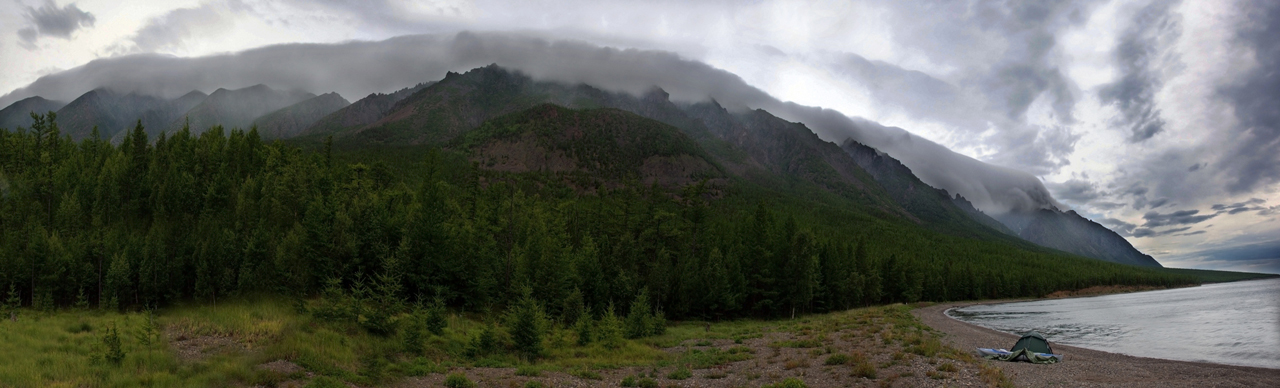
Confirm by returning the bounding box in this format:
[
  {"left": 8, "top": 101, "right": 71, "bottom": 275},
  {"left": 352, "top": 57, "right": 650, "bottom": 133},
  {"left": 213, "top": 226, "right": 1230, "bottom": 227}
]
[
  {"left": 425, "top": 297, "right": 447, "bottom": 335},
  {"left": 466, "top": 322, "right": 499, "bottom": 358},
  {"left": 575, "top": 311, "right": 593, "bottom": 346},
  {"left": 507, "top": 289, "right": 548, "bottom": 359},
  {"left": 403, "top": 309, "right": 425, "bottom": 355},
  {"left": 4, "top": 283, "right": 18, "bottom": 321},
  {"left": 562, "top": 287, "right": 584, "bottom": 325},
  {"left": 597, "top": 304, "right": 624, "bottom": 349},
  {"left": 103, "top": 322, "right": 125, "bottom": 365}
]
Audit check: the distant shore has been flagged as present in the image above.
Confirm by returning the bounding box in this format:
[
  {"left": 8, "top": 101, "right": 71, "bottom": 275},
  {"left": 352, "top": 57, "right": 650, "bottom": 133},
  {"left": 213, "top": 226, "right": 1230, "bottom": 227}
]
[{"left": 914, "top": 300, "right": 1280, "bottom": 387}]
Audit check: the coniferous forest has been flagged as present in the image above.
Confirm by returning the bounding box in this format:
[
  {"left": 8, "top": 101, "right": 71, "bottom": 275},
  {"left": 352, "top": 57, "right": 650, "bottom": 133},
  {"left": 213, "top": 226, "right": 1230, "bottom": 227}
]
[{"left": 0, "top": 111, "right": 1198, "bottom": 321}]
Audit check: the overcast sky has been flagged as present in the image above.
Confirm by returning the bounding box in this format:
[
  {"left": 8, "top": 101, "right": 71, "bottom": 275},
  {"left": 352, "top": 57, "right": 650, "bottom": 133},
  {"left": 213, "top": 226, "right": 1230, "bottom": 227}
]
[{"left": 3, "top": 0, "right": 1278, "bottom": 273}]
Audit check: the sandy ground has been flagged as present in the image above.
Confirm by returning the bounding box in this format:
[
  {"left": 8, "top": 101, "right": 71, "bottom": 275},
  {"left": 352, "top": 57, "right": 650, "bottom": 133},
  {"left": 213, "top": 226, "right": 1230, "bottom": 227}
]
[{"left": 914, "top": 302, "right": 1280, "bottom": 387}]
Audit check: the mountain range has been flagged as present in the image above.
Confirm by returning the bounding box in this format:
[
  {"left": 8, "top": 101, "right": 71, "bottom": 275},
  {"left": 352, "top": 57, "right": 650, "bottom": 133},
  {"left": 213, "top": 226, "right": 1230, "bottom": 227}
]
[{"left": 0, "top": 64, "right": 1162, "bottom": 268}]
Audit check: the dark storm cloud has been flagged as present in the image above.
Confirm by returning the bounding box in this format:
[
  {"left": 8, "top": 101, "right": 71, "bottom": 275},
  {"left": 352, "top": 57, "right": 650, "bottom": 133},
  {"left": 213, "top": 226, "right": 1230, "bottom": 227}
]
[
  {"left": 1215, "top": 1, "right": 1280, "bottom": 194},
  {"left": 1098, "top": 0, "right": 1181, "bottom": 142},
  {"left": 16, "top": 0, "right": 96, "bottom": 47},
  {"left": 1089, "top": 201, "right": 1126, "bottom": 210},
  {"left": 1123, "top": 184, "right": 1154, "bottom": 209},
  {"left": 1259, "top": 206, "right": 1280, "bottom": 216},
  {"left": 1131, "top": 226, "right": 1190, "bottom": 238},
  {"left": 1142, "top": 209, "right": 1216, "bottom": 227},
  {"left": 1174, "top": 230, "right": 1205, "bottom": 237},
  {"left": 1049, "top": 178, "right": 1101, "bottom": 203},
  {"left": 0, "top": 31, "right": 1066, "bottom": 215},
  {"left": 878, "top": 0, "right": 1089, "bottom": 123},
  {"left": 1210, "top": 198, "right": 1268, "bottom": 215},
  {"left": 1147, "top": 198, "right": 1169, "bottom": 209},
  {"left": 1187, "top": 162, "right": 1204, "bottom": 172},
  {"left": 1101, "top": 217, "right": 1138, "bottom": 235},
  {"left": 821, "top": 0, "right": 1098, "bottom": 176}
]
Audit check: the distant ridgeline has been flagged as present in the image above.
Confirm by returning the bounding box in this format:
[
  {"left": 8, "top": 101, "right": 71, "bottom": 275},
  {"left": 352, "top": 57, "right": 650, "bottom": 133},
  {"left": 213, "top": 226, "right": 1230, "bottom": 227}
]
[{"left": 0, "top": 66, "right": 1204, "bottom": 318}]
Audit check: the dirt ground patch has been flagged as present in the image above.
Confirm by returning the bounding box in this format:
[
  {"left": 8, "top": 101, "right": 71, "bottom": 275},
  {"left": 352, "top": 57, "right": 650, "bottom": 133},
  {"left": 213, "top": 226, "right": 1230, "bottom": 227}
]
[
  {"left": 398, "top": 306, "right": 997, "bottom": 388},
  {"left": 168, "top": 330, "right": 245, "bottom": 362}
]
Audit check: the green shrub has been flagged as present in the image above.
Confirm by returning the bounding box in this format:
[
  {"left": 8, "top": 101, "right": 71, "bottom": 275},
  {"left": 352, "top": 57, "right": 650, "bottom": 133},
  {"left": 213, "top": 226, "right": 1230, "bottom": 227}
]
[
  {"left": 762, "top": 378, "right": 809, "bottom": 388},
  {"left": 515, "top": 365, "right": 541, "bottom": 377},
  {"left": 824, "top": 353, "right": 851, "bottom": 365},
  {"left": 571, "top": 368, "right": 602, "bottom": 380},
  {"left": 666, "top": 367, "right": 692, "bottom": 380},
  {"left": 620, "top": 375, "right": 637, "bottom": 387},
  {"left": 524, "top": 381, "right": 545, "bottom": 388},
  {"left": 306, "top": 376, "right": 347, "bottom": 388},
  {"left": 637, "top": 377, "right": 658, "bottom": 388},
  {"left": 444, "top": 373, "right": 476, "bottom": 388},
  {"left": 852, "top": 361, "right": 876, "bottom": 379},
  {"left": 403, "top": 357, "right": 445, "bottom": 376}
]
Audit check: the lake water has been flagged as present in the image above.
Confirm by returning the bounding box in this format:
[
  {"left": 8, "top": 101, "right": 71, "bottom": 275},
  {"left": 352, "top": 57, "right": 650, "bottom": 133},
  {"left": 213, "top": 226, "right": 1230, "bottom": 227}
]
[{"left": 947, "top": 278, "right": 1280, "bottom": 369}]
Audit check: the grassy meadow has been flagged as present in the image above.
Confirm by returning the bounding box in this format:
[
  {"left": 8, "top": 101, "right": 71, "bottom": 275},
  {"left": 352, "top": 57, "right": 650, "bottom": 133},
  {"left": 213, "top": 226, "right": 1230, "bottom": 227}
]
[{"left": 0, "top": 297, "right": 1014, "bottom": 387}]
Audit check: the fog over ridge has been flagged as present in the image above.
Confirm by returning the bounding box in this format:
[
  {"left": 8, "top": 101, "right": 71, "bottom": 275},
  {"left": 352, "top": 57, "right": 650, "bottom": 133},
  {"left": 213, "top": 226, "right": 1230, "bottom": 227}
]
[{"left": 0, "top": 31, "right": 1066, "bottom": 215}]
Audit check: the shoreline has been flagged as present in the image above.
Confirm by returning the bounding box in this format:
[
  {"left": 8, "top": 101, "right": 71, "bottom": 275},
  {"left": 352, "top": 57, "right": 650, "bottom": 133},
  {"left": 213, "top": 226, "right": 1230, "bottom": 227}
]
[{"left": 914, "top": 300, "right": 1280, "bottom": 387}]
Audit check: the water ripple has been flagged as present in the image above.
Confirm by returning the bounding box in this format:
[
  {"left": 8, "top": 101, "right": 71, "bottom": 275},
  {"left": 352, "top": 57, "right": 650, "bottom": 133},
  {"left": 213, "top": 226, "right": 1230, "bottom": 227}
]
[{"left": 950, "top": 278, "right": 1280, "bottom": 369}]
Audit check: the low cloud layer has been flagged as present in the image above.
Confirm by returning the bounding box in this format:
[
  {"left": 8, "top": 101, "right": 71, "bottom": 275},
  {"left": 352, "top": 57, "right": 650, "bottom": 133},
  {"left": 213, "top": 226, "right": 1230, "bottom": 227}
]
[{"left": 16, "top": 0, "right": 95, "bottom": 48}]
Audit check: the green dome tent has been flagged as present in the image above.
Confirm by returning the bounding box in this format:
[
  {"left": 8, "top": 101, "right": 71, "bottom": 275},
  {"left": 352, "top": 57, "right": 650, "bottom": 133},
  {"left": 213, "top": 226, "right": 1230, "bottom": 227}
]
[
  {"left": 1011, "top": 332, "right": 1053, "bottom": 354},
  {"left": 977, "top": 331, "right": 1063, "bottom": 364}
]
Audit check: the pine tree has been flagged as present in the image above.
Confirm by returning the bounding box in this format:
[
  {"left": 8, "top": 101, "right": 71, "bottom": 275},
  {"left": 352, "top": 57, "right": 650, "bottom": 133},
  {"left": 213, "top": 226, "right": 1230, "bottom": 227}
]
[
  {"left": 575, "top": 312, "right": 593, "bottom": 346},
  {"left": 507, "top": 289, "right": 548, "bottom": 359},
  {"left": 596, "top": 304, "right": 624, "bottom": 349}
]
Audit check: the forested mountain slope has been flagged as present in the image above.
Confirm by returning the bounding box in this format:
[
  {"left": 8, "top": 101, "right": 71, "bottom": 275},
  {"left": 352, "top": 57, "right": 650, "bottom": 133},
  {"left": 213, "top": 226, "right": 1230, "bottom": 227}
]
[
  {"left": 0, "top": 96, "right": 65, "bottom": 130},
  {"left": 54, "top": 89, "right": 169, "bottom": 140},
  {"left": 0, "top": 109, "right": 1197, "bottom": 319},
  {"left": 317, "top": 65, "right": 1041, "bottom": 244},
  {"left": 303, "top": 82, "right": 432, "bottom": 137},
  {"left": 252, "top": 93, "right": 351, "bottom": 139},
  {"left": 458, "top": 104, "right": 721, "bottom": 186}
]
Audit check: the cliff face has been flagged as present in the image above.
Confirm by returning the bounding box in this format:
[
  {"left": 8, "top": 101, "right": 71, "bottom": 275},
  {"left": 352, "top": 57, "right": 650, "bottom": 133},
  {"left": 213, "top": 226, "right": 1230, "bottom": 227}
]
[{"left": 995, "top": 209, "right": 1163, "bottom": 267}]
